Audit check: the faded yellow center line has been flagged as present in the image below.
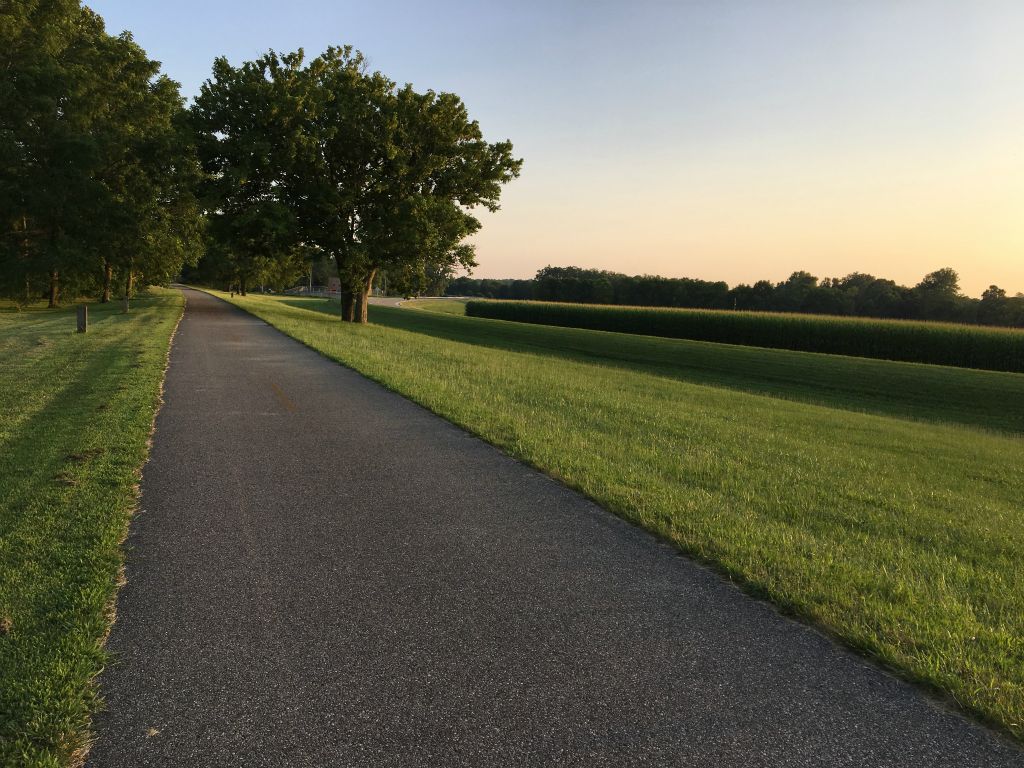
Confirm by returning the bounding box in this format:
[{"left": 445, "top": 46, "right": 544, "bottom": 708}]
[{"left": 269, "top": 381, "right": 297, "bottom": 413}]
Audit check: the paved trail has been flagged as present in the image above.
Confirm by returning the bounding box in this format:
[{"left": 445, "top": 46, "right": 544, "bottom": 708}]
[{"left": 89, "top": 289, "right": 1022, "bottom": 767}]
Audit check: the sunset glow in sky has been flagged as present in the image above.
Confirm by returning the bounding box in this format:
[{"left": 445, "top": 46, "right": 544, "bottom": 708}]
[{"left": 90, "top": 0, "right": 1024, "bottom": 296}]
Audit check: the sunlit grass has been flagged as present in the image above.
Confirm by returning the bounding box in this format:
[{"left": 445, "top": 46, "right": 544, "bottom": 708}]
[
  {"left": 222, "top": 290, "right": 1023, "bottom": 739},
  {"left": 335, "top": 296, "right": 1024, "bottom": 434},
  {"left": 466, "top": 299, "right": 1024, "bottom": 372},
  {"left": 0, "top": 289, "right": 183, "bottom": 767},
  {"left": 403, "top": 298, "right": 468, "bottom": 315}
]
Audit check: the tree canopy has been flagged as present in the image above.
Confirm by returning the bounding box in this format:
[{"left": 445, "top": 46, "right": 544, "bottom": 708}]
[
  {"left": 0, "top": 0, "right": 203, "bottom": 307},
  {"left": 2, "top": 5, "right": 520, "bottom": 318},
  {"left": 189, "top": 46, "right": 521, "bottom": 321}
]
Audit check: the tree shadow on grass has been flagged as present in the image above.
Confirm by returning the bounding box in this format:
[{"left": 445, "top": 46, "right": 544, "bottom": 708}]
[{"left": 278, "top": 297, "right": 1024, "bottom": 435}]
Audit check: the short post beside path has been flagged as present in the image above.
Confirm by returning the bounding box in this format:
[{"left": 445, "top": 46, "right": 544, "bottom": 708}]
[{"left": 76, "top": 305, "right": 88, "bottom": 333}]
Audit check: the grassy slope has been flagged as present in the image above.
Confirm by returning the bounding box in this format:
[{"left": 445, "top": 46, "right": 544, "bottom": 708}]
[
  {"left": 0, "top": 290, "right": 183, "bottom": 767},
  {"left": 403, "top": 298, "right": 471, "bottom": 315},
  {"left": 366, "top": 297, "right": 1024, "bottom": 434},
  {"left": 465, "top": 299, "right": 1024, "bottom": 373},
  {"left": 221, "top": 291, "right": 1023, "bottom": 738}
]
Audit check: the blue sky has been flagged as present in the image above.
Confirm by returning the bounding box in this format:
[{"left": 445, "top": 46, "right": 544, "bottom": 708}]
[{"left": 90, "top": 0, "right": 1024, "bottom": 294}]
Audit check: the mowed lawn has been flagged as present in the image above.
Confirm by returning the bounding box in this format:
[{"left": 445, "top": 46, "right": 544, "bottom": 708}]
[
  {"left": 0, "top": 290, "right": 183, "bottom": 767},
  {"left": 401, "top": 297, "right": 1024, "bottom": 433},
  {"left": 222, "top": 291, "right": 1023, "bottom": 738},
  {"left": 404, "top": 298, "right": 473, "bottom": 316}
]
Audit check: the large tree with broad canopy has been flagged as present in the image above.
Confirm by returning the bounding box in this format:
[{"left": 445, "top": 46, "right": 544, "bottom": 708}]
[{"left": 191, "top": 46, "right": 521, "bottom": 320}]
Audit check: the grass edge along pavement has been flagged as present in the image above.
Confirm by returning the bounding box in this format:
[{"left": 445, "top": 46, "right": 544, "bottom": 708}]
[
  {"left": 212, "top": 289, "right": 1023, "bottom": 742},
  {"left": 0, "top": 289, "right": 184, "bottom": 768},
  {"left": 465, "top": 299, "right": 1024, "bottom": 373}
]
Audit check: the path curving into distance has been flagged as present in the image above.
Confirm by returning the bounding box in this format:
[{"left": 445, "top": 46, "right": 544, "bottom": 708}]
[{"left": 88, "top": 288, "right": 1022, "bottom": 767}]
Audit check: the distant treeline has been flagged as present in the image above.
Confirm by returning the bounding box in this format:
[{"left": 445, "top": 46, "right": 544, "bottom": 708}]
[{"left": 447, "top": 266, "right": 1024, "bottom": 327}]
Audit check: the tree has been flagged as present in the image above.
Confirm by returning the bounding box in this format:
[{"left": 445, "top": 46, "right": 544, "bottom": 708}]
[
  {"left": 773, "top": 271, "right": 818, "bottom": 312},
  {"left": 857, "top": 279, "right": 905, "bottom": 318},
  {"left": 912, "top": 267, "right": 962, "bottom": 321},
  {"left": 1, "top": 1, "right": 202, "bottom": 305},
  {"left": 288, "top": 49, "right": 522, "bottom": 322},
  {"left": 0, "top": 1, "right": 108, "bottom": 305},
  {"left": 190, "top": 46, "right": 520, "bottom": 318},
  {"left": 802, "top": 281, "right": 851, "bottom": 315},
  {"left": 729, "top": 279, "right": 775, "bottom": 311},
  {"left": 190, "top": 51, "right": 305, "bottom": 294},
  {"left": 978, "top": 285, "right": 1011, "bottom": 326},
  {"left": 282, "top": 47, "right": 392, "bottom": 318},
  {"left": 87, "top": 31, "right": 204, "bottom": 303},
  {"left": 917, "top": 267, "right": 961, "bottom": 295},
  {"left": 260, "top": 246, "right": 309, "bottom": 291},
  {"left": 1011, "top": 294, "right": 1024, "bottom": 328},
  {"left": 534, "top": 266, "right": 616, "bottom": 303}
]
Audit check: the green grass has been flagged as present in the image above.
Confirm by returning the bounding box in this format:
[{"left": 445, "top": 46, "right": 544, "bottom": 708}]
[
  {"left": 299, "top": 297, "right": 1024, "bottom": 434},
  {"left": 403, "top": 298, "right": 468, "bottom": 315},
  {"left": 0, "top": 289, "right": 183, "bottom": 767},
  {"left": 467, "top": 299, "right": 1024, "bottom": 372},
  {"left": 220, "top": 291, "right": 1024, "bottom": 739}
]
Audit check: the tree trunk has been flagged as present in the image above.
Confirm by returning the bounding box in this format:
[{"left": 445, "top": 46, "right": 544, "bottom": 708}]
[
  {"left": 353, "top": 291, "right": 366, "bottom": 323},
  {"left": 20, "top": 216, "right": 32, "bottom": 306},
  {"left": 354, "top": 268, "right": 377, "bottom": 324},
  {"left": 334, "top": 254, "right": 355, "bottom": 321},
  {"left": 101, "top": 260, "right": 112, "bottom": 303},
  {"left": 48, "top": 270, "right": 59, "bottom": 308},
  {"left": 239, "top": 274, "right": 247, "bottom": 296},
  {"left": 123, "top": 271, "right": 133, "bottom": 313},
  {"left": 340, "top": 290, "right": 355, "bottom": 322}
]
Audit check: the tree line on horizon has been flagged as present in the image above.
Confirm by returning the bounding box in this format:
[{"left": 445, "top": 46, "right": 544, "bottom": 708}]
[
  {"left": 4, "top": 1, "right": 1016, "bottom": 330},
  {"left": 447, "top": 266, "right": 1024, "bottom": 327},
  {"left": 1, "top": 1, "right": 520, "bottom": 321}
]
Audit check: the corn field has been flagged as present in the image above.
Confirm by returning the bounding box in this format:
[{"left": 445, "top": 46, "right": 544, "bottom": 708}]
[{"left": 465, "top": 300, "right": 1024, "bottom": 372}]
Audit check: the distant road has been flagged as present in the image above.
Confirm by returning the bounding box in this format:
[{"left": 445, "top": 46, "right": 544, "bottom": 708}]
[{"left": 88, "top": 288, "right": 1022, "bottom": 767}]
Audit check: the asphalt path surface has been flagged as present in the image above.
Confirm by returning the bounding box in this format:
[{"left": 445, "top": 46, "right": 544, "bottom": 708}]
[{"left": 89, "top": 288, "right": 1023, "bottom": 767}]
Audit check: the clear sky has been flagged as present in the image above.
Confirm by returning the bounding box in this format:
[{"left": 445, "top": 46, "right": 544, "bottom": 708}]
[{"left": 89, "top": 0, "right": 1024, "bottom": 296}]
